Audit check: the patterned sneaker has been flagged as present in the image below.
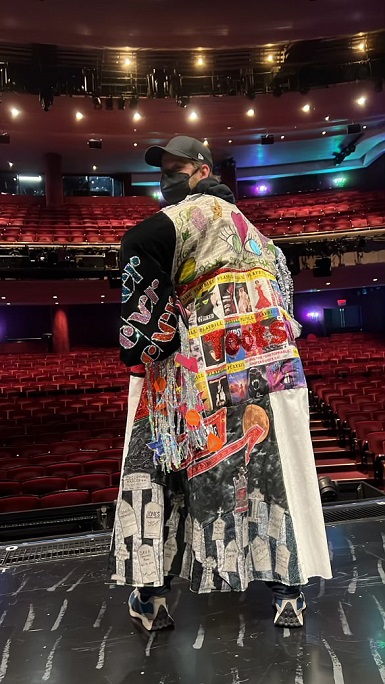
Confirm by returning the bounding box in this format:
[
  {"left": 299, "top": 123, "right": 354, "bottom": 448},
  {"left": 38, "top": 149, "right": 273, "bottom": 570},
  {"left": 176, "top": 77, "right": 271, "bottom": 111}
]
[
  {"left": 128, "top": 589, "right": 174, "bottom": 632},
  {"left": 273, "top": 593, "right": 306, "bottom": 628}
]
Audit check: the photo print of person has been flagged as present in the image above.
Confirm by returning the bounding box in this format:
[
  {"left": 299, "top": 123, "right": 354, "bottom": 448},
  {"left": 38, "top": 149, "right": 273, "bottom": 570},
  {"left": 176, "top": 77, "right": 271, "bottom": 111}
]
[
  {"left": 196, "top": 285, "right": 224, "bottom": 326},
  {"left": 202, "top": 331, "right": 225, "bottom": 367},
  {"left": 266, "top": 358, "right": 306, "bottom": 393},
  {"left": 208, "top": 374, "right": 231, "bottom": 409},
  {"left": 189, "top": 336, "right": 204, "bottom": 367},
  {"left": 254, "top": 280, "right": 271, "bottom": 310},
  {"left": 218, "top": 282, "right": 237, "bottom": 316},
  {"left": 235, "top": 282, "right": 252, "bottom": 314},
  {"left": 228, "top": 369, "right": 248, "bottom": 404},
  {"left": 248, "top": 365, "right": 269, "bottom": 400}
]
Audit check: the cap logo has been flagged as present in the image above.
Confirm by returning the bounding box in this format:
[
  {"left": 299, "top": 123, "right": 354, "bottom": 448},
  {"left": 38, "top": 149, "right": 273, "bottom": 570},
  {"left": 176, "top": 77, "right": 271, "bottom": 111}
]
[{"left": 197, "top": 153, "right": 204, "bottom": 160}]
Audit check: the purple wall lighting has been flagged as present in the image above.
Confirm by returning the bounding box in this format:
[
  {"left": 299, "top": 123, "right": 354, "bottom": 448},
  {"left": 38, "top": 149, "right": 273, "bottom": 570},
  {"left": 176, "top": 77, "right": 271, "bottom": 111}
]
[
  {"left": 255, "top": 183, "right": 270, "bottom": 195},
  {"left": 306, "top": 311, "right": 320, "bottom": 319}
]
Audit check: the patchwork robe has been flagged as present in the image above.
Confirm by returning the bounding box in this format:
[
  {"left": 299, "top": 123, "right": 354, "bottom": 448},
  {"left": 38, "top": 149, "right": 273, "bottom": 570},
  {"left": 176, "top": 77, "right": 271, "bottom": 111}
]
[{"left": 108, "top": 193, "right": 332, "bottom": 593}]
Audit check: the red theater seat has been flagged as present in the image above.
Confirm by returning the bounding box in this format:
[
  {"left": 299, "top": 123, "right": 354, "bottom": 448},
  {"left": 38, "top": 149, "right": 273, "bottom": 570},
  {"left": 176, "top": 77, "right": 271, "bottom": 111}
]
[
  {"left": 82, "top": 459, "right": 120, "bottom": 475},
  {"left": 67, "top": 474, "right": 110, "bottom": 491},
  {"left": 21, "top": 477, "right": 67, "bottom": 495},
  {"left": 91, "top": 487, "right": 119, "bottom": 503},
  {"left": 40, "top": 490, "right": 90, "bottom": 508},
  {"left": 0, "top": 481, "right": 21, "bottom": 496},
  {"left": 6, "top": 465, "right": 45, "bottom": 482},
  {"left": 0, "top": 495, "right": 40, "bottom": 513}
]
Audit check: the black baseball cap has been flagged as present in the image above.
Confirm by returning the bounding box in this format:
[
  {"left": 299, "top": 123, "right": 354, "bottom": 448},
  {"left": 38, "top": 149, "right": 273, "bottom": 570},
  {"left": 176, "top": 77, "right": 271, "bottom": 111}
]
[{"left": 145, "top": 136, "right": 213, "bottom": 169}]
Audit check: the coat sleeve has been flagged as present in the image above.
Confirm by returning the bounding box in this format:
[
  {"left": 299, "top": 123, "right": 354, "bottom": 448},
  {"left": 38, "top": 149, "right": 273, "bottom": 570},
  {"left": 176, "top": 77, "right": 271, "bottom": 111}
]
[{"left": 119, "top": 212, "right": 181, "bottom": 366}]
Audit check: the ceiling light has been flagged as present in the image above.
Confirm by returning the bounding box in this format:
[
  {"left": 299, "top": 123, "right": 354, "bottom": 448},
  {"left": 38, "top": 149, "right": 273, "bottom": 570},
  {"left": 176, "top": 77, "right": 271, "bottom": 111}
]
[
  {"left": 188, "top": 110, "right": 199, "bottom": 121},
  {"left": 227, "top": 126, "right": 232, "bottom": 130},
  {"left": 1, "top": 296, "right": 5, "bottom": 300},
  {"left": 6, "top": 303, "right": 10, "bottom": 306},
  {"left": 266, "top": 54, "right": 274, "bottom": 63},
  {"left": 203, "top": 139, "right": 209, "bottom": 146},
  {"left": 326, "top": 282, "right": 331, "bottom": 286},
  {"left": 322, "top": 131, "right": 326, "bottom": 135},
  {"left": 362, "top": 125, "right": 367, "bottom": 129},
  {"left": 101, "top": 295, "right": 105, "bottom": 298},
  {"left": 325, "top": 116, "right": 330, "bottom": 121},
  {"left": 228, "top": 139, "right": 233, "bottom": 143},
  {"left": 133, "top": 142, "right": 138, "bottom": 147},
  {"left": 10, "top": 108, "right": 20, "bottom": 119},
  {"left": 18, "top": 175, "right": 42, "bottom": 182},
  {"left": 124, "top": 57, "right": 133, "bottom": 67},
  {"left": 75, "top": 111, "right": 84, "bottom": 121},
  {"left": 356, "top": 96, "right": 366, "bottom": 106},
  {"left": 55, "top": 302, "right": 59, "bottom": 305},
  {"left": 246, "top": 108, "right": 255, "bottom": 117},
  {"left": 53, "top": 295, "right": 58, "bottom": 299},
  {"left": 357, "top": 41, "right": 366, "bottom": 51},
  {"left": 280, "top": 135, "right": 285, "bottom": 140},
  {"left": 373, "top": 278, "right": 378, "bottom": 282},
  {"left": 92, "top": 165, "right": 97, "bottom": 171},
  {"left": 8, "top": 162, "right": 13, "bottom": 168},
  {"left": 195, "top": 56, "right": 205, "bottom": 67},
  {"left": 302, "top": 104, "right": 311, "bottom": 113},
  {"left": 133, "top": 111, "right": 142, "bottom": 122}
]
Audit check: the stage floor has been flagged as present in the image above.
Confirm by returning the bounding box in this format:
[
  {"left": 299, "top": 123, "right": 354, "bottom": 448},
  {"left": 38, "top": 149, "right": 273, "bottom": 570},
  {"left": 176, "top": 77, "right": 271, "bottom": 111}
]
[{"left": 0, "top": 518, "right": 385, "bottom": 684}]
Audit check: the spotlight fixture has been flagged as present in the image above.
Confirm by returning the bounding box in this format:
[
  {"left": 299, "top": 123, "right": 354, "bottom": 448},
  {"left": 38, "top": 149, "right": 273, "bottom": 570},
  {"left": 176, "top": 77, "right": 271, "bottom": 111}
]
[
  {"left": 75, "top": 111, "right": 84, "bottom": 121},
  {"left": 188, "top": 110, "right": 199, "bottom": 121},
  {"left": 117, "top": 96, "right": 126, "bottom": 111},
  {"left": 87, "top": 138, "right": 102, "bottom": 149},
  {"left": 92, "top": 96, "right": 102, "bottom": 110},
  {"left": 176, "top": 95, "right": 190, "bottom": 108},
  {"left": 123, "top": 57, "right": 133, "bottom": 67},
  {"left": 261, "top": 134, "right": 274, "bottom": 145},
  {"left": 105, "top": 97, "right": 114, "bottom": 111},
  {"left": 302, "top": 103, "right": 311, "bottom": 112},
  {"left": 318, "top": 476, "right": 338, "bottom": 502},
  {"left": 128, "top": 95, "right": 139, "bottom": 110},
  {"left": 357, "top": 41, "right": 366, "bottom": 51},
  {"left": 10, "top": 108, "right": 20, "bottom": 119},
  {"left": 195, "top": 56, "right": 205, "bottom": 67},
  {"left": 356, "top": 96, "right": 366, "bottom": 106},
  {"left": 132, "top": 111, "right": 142, "bottom": 122},
  {"left": 266, "top": 54, "right": 274, "bottom": 63},
  {"left": 246, "top": 108, "right": 255, "bottom": 117},
  {"left": 203, "top": 139, "right": 209, "bottom": 146}
]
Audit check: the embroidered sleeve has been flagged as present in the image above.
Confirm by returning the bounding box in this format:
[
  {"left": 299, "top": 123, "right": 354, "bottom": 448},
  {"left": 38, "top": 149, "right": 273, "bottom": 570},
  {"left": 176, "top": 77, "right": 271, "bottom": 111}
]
[
  {"left": 274, "top": 246, "right": 294, "bottom": 317},
  {"left": 119, "top": 213, "right": 180, "bottom": 366}
]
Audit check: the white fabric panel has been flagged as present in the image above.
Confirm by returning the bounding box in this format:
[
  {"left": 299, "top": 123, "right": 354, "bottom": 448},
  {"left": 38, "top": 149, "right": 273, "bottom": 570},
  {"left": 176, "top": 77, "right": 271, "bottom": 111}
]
[
  {"left": 269, "top": 387, "right": 332, "bottom": 582},
  {"left": 123, "top": 376, "right": 145, "bottom": 458}
]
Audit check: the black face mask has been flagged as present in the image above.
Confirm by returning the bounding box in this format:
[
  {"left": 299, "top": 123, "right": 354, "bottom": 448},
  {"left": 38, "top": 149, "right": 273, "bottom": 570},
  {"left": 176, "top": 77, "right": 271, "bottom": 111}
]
[{"left": 160, "top": 168, "right": 200, "bottom": 205}]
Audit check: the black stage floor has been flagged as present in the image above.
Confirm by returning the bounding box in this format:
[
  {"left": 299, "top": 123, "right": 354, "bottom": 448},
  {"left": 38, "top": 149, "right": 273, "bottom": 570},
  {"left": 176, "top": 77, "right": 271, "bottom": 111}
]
[{"left": 0, "top": 518, "right": 385, "bottom": 684}]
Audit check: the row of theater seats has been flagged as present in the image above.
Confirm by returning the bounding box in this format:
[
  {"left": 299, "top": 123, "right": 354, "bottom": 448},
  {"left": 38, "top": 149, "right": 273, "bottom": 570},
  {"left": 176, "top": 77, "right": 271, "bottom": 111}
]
[
  {"left": 0, "top": 487, "right": 119, "bottom": 513},
  {"left": 0, "top": 190, "right": 384, "bottom": 245},
  {"left": 297, "top": 333, "right": 385, "bottom": 378}
]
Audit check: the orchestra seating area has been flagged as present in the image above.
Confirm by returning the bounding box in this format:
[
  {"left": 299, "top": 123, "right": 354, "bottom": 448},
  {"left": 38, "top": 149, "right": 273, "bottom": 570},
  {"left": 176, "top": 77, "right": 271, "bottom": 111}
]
[
  {"left": 0, "top": 349, "right": 129, "bottom": 512},
  {"left": 302, "top": 333, "right": 385, "bottom": 482},
  {"left": 0, "top": 189, "right": 384, "bottom": 244}
]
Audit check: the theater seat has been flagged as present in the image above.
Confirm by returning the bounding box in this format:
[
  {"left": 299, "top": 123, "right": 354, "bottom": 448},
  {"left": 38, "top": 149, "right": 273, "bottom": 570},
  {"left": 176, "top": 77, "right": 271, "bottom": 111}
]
[
  {"left": 67, "top": 474, "right": 110, "bottom": 491},
  {"left": 91, "top": 487, "right": 119, "bottom": 503},
  {"left": 0, "top": 495, "right": 40, "bottom": 513},
  {"left": 21, "top": 477, "right": 67, "bottom": 495},
  {"left": 40, "top": 490, "right": 90, "bottom": 508}
]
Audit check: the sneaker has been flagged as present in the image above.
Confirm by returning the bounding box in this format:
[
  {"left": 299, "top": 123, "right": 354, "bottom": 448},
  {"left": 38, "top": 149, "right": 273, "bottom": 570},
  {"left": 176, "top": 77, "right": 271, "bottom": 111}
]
[
  {"left": 273, "top": 593, "right": 306, "bottom": 628},
  {"left": 128, "top": 588, "right": 174, "bottom": 632}
]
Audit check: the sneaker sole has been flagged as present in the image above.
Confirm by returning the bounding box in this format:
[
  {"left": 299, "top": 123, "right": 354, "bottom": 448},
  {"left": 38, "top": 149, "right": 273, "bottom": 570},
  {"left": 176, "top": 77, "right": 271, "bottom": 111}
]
[
  {"left": 274, "top": 601, "right": 306, "bottom": 628},
  {"left": 129, "top": 603, "right": 174, "bottom": 632}
]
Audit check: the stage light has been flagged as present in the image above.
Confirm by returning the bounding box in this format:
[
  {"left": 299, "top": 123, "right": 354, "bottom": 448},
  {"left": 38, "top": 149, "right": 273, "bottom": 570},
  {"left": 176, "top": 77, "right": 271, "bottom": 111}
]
[
  {"left": 228, "top": 139, "right": 233, "bottom": 143},
  {"left": 255, "top": 183, "right": 270, "bottom": 195},
  {"left": 123, "top": 57, "right": 133, "bottom": 67},
  {"left": 363, "top": 125, "right": 367, "bottom": 129},
  {"left": 302, "top": 103, "right": 311, "bottom": 112},
  {"left": 195, "top": 56, "right": 205, "bottom": 67},
  {"left": 133, "top": 142, "right": 138, "bottom": 147},
  {"left": 373, "top": 278, "right": 378, "bottom": 282},
  {"left": 307, "top": 311, "right": 320, "bottom": 319},
  {"left": 176, "top": 95, "right": 190, "bottom": 108},
  {"left": 246, "top": 108, "right": 255, "bottom": 117},
  {"left": 322, "top": 130, "right": 326, "bottom": 135},
  {"left": 132, "top": 111, "right": 142, "bottom": 122},
  {"left": 266, "top": 54, "right": 274, "bottom": 62},
  {"left": 280, "top": 135, "right": 285, "bottom": 140},
  {"left": 188, "top": 110, "right": 199, "bottom": 121},
  {"left": 325, "top": 115, "right": 330, "bottom": 121},
  {"left": 261, "top": 135, "right": 274, "bottom": 145},
  {"left": 333, "top": 176, "right": 347, "bottom": 187},
  {"left": 92, "top": 165, "right": 97, "bottom": 171},
  {"left": 88, "top": 139, "right": 102, "bottom": 149},
  {"left": 75, "top": 111, "right": 84, "bottom": 121},
  {"left": 356, "top": 96, "right": 366, "bottom": 106},
  {"left": 326, "top": 282, "right": 331, "bottom": 286},
  {"left": 92, "top": 96, "right": 102, "bottom": 110},
  {"left": 203, "top": 139, "right": 209, "bottom": 146},
  {"left": 357, "top": 41, "right": 366, "bottom": 51},
  {"left": 318, "top": 476, "right": 338, "bottom": 502},
  {"left": 10, "top": 108, "right": 20, "bottom": 119},
  {"left": 105, "top": 97, "right": 114, "bottom": 111},
  {"left": 8, "top": 162, "right": 13, "bottom": 168},
  {"left": 52, "top": 295, "right": 58, "bottom": 299}
]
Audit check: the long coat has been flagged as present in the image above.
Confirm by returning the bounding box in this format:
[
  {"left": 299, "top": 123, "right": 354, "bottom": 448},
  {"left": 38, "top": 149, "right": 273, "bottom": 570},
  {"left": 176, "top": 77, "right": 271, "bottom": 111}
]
[{"left": 108, "top": 193, "right": 332, "bottom": 593}]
